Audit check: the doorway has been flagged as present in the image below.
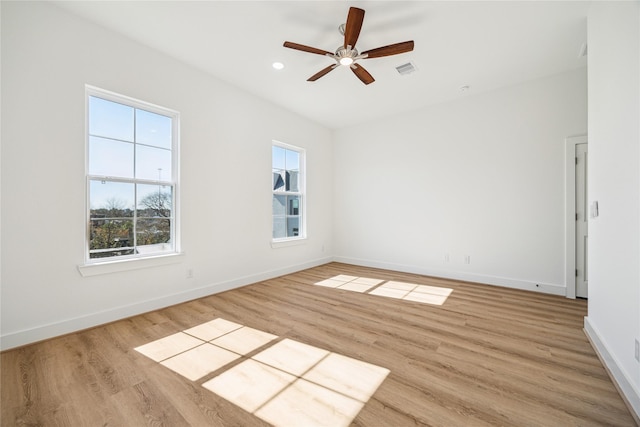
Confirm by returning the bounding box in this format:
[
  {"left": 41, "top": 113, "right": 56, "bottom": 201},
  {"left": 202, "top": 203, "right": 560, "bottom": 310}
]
[
  {"left": 565, "top": 135, "right": 588, "bottom": 299},
  {"left": 575, "top": 143, "right": 588, "bottom": 298}
]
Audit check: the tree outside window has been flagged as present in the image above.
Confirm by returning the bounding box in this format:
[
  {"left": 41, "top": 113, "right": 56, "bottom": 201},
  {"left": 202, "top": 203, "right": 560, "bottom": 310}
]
[{"left": 86, "top": 87, "right": 179, "bottom": 260}]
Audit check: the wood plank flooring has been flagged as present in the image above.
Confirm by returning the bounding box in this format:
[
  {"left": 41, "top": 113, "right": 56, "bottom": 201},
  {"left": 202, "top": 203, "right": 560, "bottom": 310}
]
[{"left": 1, "top": 262, "right": 636, "bottom": 426}]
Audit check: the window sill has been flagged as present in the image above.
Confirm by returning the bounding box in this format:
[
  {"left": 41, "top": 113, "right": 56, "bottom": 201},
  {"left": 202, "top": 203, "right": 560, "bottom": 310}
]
[
  {"left": 78, "top": 252, "right": 184, "bottom": 277},
  {"left": 271, "top": 237, "right": 307, "bottom": 249}
]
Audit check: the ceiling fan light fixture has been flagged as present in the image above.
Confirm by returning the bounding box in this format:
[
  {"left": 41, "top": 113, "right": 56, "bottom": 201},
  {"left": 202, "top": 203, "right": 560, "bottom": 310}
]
[
  {"left": 335, "top": 46, "right": 358, "bottom": 66},
  {"left": 339, "top": 57, "right": 354, "bottom": 66}
]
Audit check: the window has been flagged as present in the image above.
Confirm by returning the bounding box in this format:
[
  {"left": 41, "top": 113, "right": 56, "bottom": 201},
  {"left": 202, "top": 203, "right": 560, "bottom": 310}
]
[
  {"left": 86, "top": 86, "right": 179, "bottom": 262},
  {"left": 272, "top": 142, "right": 305, "bottom": 241}
]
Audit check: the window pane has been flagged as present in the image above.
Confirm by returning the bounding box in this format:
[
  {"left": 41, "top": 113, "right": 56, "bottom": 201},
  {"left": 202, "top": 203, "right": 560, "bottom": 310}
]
[
  {"left": 287, "top": 216, "right": 300, "bottom": 237},
  {"left": 272, "top": 143, "right": 303, "bottom": 241},
  {"left": 89, "top": 219, "right": 134, "bottom": 258},
  {"left": 89, "top": 248, "right": 135, "bottom": 259},
  {"left": 136, "top": 145, "right": 172, "bottom": 181},
  {"left": 286, "top": 170, "right": 299, "bottom": 192},
  {"left": 89, "top": 96, "right": 134, "bottom": 142},
  {"left": 136, "top": 218, "right": 171, "bottom": 247},
  {"left": 89, "top": 136, "right": 134, "bottom": 178},
  {"left": 273, "top": 170, "right": 285, "bottom": 191},
  {"left": 273, "top": 195, "right": 286, "bottom": 216},
  {"left": 86, "top": 89, "right": 178, "bottom": 261},
  {"left": 273, "top": 216, "right": 286, "bottom": 239},
  {"left": 136, "top": 109, "right": 172, "bottom": 149},
  {"left": 272, "top": 146, "right": 285, "bottom": 170},
  {"left": 89, "top": 180, "right": 134, "bottom": 216},
  {"left": 287, "top": 196, "right": 301, "bottom": 216},
  {"left": 137, "top": 184, "right": 173, "bottom": 218},
  {"left": 286, "top": 150, "right": 299, "bottom": 171}
]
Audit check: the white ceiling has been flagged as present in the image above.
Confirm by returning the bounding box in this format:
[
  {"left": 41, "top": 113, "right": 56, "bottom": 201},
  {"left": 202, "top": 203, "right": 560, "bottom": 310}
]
[{"left": 53, "top": 1, "right": 589, "bottom": 130}]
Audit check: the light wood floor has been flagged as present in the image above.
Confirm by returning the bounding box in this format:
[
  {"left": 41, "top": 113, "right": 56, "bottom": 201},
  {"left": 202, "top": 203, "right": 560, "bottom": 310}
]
[{"left": 1, "top": 262, "right": 636, "bottom": 426}]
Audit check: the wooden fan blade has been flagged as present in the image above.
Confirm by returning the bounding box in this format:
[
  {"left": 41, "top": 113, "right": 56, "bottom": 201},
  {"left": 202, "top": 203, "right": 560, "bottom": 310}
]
[
  {"left": 283, "top": 41, "right": 333, "bottom": 56},
  {"left": 308, "top": 65, "right": 337, "bottom": 82},
  {"left": 351, "top": 63, "right": 375, "bottom": 85},
  {"left": 362, "top": 41, "right": 415, "bottom": 58},
  {"left": 344, "top": 7, "right": 365, "bottom": 48}
]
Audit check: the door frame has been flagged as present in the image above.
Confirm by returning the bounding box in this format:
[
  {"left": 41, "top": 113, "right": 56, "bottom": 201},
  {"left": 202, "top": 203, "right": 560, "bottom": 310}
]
[{"left": 565, "top": 135, "right": 588, "bottom": 299}]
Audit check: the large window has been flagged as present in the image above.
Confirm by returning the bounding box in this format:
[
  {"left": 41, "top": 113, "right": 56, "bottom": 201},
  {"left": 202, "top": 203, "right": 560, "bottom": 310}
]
[
  {"left": 86, "top": 86, "right": 179, "bottom": 261},
  {"left": 272, "top": 142, "right": 305, "bottom": 240}
]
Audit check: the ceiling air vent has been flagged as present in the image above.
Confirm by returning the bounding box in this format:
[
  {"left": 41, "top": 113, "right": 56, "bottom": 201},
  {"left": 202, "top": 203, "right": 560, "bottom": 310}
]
[{"left": 396, "top": 62, "right": 417, "bottom": 76}]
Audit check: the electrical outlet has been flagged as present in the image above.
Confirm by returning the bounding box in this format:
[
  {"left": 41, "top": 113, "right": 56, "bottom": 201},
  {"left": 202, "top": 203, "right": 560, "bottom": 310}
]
[
  {"left": 187, "top": 269, "right": 194, "bottom": 279},
  {"left": 464, "top": 255, "right": 471, "bottom": 264},
  {"left": 444, "top": 253, "right": 450, "bottom": 262},
  {"left": 635, "top": 339, "right": 639, "bottom": 362}
]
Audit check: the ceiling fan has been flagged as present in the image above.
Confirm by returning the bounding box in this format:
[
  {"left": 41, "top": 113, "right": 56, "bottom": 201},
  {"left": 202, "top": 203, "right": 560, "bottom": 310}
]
[{"left": 283, "top": 7, "right": 414, "bottom": 85}]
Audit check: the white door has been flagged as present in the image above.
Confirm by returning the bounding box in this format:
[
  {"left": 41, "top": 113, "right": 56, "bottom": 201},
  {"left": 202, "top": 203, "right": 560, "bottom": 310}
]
[{"left": 575, "top": 143, "right": 588, "bottom": 298}]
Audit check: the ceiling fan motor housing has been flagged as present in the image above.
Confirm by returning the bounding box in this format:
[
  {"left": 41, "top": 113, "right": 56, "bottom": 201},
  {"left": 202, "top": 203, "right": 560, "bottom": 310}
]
[{"left": 335, "top": 46, "right": 359, "bottom": 64}]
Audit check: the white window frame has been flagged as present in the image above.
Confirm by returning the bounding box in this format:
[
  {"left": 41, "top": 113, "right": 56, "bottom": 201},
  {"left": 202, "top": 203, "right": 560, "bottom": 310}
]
[
  {"left": 82, "top": 85, "right": 181, "bottom": 267},
  {"left": 272, "top": 140, "right": 306, "bottom": 245}
]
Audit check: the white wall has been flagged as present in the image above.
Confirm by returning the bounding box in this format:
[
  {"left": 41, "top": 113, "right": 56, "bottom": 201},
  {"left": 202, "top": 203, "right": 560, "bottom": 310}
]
[
  {"left": 584, "top": 1, "right": 640, "bottom": 418},
  {"left": 0, "top": 1, "right": 333, "bottom": 350},
  {"left": 333, "top": 68, "right": 587, "bottom": 294}
]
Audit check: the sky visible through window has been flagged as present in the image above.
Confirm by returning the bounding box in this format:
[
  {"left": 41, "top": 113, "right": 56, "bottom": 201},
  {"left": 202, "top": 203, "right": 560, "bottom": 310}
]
[
  {"left": 272, "top": 145, "right": 299, "bottom": 172},
  {"left": 88, "top": 96, "right": 173, "bottom": 209}
]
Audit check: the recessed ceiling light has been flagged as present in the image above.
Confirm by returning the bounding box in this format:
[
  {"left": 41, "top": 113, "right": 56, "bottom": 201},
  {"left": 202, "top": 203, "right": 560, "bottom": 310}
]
[{"left": 272, "top": 62, "right": 284, "bottom": 70}]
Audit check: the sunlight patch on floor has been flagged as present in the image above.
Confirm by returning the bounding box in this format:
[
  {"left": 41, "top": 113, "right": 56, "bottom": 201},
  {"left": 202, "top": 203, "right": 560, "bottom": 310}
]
[
  {"left": 135, "top": 331, "right": 203, "bottom": 362},
  {"left": 161, "top": 342, "right": 240, "bottom": 381},
  {"left": 315, "top": 275, "right": 383, "bottom": 293},
  {"left": 134, "top": 319, "right": 389, "bottom": 427},
  {"left": 314, "top": 276, "right": 453, "bottom": 305},
  {"left": 210, "top": 326, "right": 278, "bottom": 355}
]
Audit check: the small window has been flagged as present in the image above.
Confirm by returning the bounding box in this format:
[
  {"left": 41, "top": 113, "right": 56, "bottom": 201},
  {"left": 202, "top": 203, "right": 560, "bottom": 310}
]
[
  {"left": 85, "top": 86, "right": 179, "bottom": 262},
  {"left": 272, "top": 142, "right": 305, "bottom": 240}
]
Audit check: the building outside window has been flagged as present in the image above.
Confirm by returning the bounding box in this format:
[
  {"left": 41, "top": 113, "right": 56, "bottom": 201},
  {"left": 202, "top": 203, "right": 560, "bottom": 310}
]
[
  {"left": 272, "top": 142, "right": 305, "bottom": 240},
  {"left": 86, "top": 86, "right": 179, "bottom": 261}
]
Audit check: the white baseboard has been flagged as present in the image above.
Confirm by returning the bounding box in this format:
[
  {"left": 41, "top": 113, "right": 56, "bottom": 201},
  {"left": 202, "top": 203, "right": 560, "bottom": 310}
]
[
  {"left": 0, "top": 255, "right": 569, "bottom": 350},
  {"left": 0, "top": 256, "right": 333, "bottom": 351},
  {"left": 333, "top": 256, "right": 566, "bottom": 296},
  {"left": 584, "top": 316, "right": 640, "bottom": 423}
]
